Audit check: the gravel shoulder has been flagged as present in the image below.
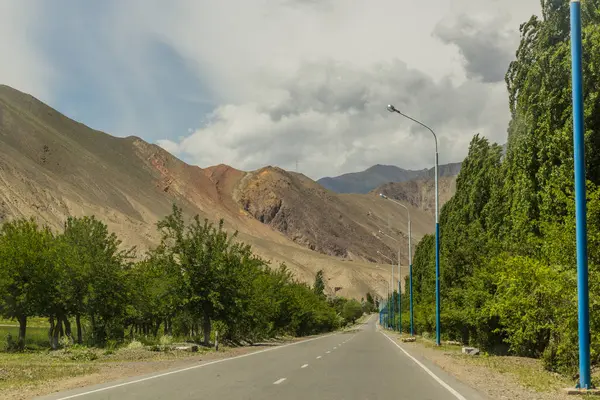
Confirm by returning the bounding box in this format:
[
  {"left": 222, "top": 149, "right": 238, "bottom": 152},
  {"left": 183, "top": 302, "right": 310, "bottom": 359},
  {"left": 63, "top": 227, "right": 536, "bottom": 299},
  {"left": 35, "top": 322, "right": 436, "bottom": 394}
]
[{"left": 384, "top": 329, "right": 599, "bottom": 400}]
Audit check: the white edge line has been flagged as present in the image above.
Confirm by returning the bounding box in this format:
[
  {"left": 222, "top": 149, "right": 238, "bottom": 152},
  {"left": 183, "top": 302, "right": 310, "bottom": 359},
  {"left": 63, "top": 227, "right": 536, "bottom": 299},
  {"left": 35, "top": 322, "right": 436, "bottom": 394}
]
[
  {"left": 301, "top": 364, "right": 308, "bottom": 368},
  {"left": 316, "top": 356, "right": 322, "bottom": 359},
  {"left": 380, "top": 331, "right": 467, "bottom": 400},
  {"left": 54, "top": 332, "right": 336, "bottom": 400},
  {"left": 273, "top": 378, "right": 287, "bottom": 384}
]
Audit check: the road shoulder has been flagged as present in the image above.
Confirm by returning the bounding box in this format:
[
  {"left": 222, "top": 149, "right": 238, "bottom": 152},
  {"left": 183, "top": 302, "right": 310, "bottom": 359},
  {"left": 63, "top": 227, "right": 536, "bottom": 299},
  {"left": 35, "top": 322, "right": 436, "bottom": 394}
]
[
  {"left": 1, "top": 335, "right": 327, "bottom": 400},
  {"left": 382, "top": 328, "right": 586, "bottom": 400}
]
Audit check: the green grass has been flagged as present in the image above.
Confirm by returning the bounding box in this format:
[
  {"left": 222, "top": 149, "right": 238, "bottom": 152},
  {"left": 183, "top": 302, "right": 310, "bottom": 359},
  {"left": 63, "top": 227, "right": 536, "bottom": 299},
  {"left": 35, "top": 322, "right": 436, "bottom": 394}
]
[
  {"left": 0, "top": 326, "right": 49, "bottom": 351},
  {"left": 0, "top": 317, "right": 47, "bottom": 328},
  {"left": 0, "top": 352, "right": 98, "bottom": 391},
  {"left": 467, "top": 353, "right": 571, "bottom": 393},
  {"left": 406, "top": 335, "right": 578, "bottom": 394},
  {"left": 0, "top": 342, "right": 212, "bottom": 393}
]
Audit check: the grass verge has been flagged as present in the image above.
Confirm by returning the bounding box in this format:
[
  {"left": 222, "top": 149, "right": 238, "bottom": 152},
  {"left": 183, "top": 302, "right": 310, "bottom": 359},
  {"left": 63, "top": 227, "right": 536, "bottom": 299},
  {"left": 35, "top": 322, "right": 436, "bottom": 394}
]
[
  {"left": 0, "top": 344, "right": 216, "bottom": 395},
  {"left": 417, "top": 335, "right": 572, "bottom": 392},
  {"left": 0, "top": 352, "right": 98, "bottom": 392},
  {"left": 387, "top": 330, "right": 594, "bottom": 396}
]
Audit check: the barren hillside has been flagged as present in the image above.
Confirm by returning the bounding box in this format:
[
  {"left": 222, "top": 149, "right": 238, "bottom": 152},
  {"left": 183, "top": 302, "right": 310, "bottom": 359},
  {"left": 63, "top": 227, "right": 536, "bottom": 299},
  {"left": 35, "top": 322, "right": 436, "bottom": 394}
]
[
  {"left": 374, "top": 176, "right": 457, "bottom": 216},
  {"left": 0, "top": 85, "right": 432, "bottom": 299},
  {"left": 235, "top": 167, "right": 432, "bottom": 262}
]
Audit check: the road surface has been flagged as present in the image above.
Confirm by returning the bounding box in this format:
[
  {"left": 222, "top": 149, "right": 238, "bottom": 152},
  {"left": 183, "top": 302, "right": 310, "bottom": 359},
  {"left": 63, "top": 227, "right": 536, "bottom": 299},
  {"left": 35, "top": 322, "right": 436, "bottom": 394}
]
[{"left": 39, "top": 316, "right": 488, "bottom": 400}]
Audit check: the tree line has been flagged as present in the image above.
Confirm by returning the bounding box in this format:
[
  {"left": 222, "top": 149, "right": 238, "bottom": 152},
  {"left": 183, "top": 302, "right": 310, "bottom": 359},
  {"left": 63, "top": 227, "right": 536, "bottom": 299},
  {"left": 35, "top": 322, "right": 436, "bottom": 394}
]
[
  {"left": 409, "top": 0, "right": 600, "bottom": 375},
  {"left": 0, "top": 205, "right": 372, "bottom": 351}
]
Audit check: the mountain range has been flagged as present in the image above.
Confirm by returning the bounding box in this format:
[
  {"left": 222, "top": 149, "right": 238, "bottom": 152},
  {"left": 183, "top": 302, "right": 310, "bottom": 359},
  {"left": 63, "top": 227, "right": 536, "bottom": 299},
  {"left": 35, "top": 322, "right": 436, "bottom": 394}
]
[
  {"left": 0, "top": 85, "right": 460, "bottom": 299},
  {"left": 317, "top": 162, "right": 462, "bottom": 194}
]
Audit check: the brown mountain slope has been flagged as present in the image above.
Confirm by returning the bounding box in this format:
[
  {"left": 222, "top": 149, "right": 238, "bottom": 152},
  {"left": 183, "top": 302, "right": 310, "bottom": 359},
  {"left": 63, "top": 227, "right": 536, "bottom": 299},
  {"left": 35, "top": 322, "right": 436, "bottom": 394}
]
[
  {"left": 0, "top": 85, "right": 429, "bottom": 299},
  {"left": 235, "top": 166, "right": 433, "bottom": 263},
  {"left": 374, "top": 176, "right": 457, "bottom": 216}
]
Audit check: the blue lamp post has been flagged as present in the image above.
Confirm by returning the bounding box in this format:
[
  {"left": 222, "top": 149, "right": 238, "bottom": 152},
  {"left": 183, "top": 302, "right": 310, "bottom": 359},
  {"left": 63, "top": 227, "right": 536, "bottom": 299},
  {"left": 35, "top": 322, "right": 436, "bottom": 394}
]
[
  {"left": 387, "top": 105, "right": 440, "bottom": 345},
  {"left": 570, "top": 0, "right": 591, "bottom": 390},
  {"left": 380, "top": 194, "right": 414, "bottom": 335}
]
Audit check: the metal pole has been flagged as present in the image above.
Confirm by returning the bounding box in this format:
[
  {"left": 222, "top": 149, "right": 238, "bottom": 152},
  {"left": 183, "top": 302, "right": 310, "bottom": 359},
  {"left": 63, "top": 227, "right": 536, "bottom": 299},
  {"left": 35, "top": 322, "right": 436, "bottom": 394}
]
[
  {"left": 570, "top": 0, "right": 591, "bottom": 389},
  {"left": 378, "top": 250, "right": 395, "bottom": 330},
  {"left": 435, "top": 150, "right": 440, "bottom": 346},
  {"left": 409, "top": 219, "right": 414, "bottom": 336},
  {"left": 391, "top": 264, "right": 394, "bottom": 330},
  {"left": 387, "top": 287, "right": 390, "bottom": 329},
  {"left": 379, "top": 195, "right": 414, "bottom": 335},
  {"left": 398, "top": 249, "right": 401, "bottom": 333},
  {"left": 386, "top": 105, "right": 440, "bottom": 345}
]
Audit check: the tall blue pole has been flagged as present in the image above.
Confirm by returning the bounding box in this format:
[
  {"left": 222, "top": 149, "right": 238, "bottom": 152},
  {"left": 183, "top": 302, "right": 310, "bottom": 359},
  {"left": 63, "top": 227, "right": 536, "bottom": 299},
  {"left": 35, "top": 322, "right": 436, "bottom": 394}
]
[
  {"left": 386, "top": 105, "right": 440, "bottom": 343},
  {"left": 398, "top": 250, "right": 401, "bottom": 332},
  {"left": 435, "top": 152, "right": 441, "bottom": 346},
  {"left": 388, "top": 294, "right": 394, "bottom": 329},
  {"left": 398, "top": 280, "right": 401, "bottom": 332},
  {"left": 570, "top": 0, "right": 591, "bottom": 390},
  {"left": 390, "top": 274, "right": 394, "bottom": 330},
  {"left": 409, "top": 262, "right": 414, "bottom": 335}
]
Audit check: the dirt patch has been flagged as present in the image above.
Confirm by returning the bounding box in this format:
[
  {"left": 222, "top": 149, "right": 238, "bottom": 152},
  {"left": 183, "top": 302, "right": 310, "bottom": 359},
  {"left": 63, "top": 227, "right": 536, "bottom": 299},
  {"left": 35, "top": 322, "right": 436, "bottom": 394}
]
[{"left": 385, "top": 331, "right": 589, "bottom": 400}]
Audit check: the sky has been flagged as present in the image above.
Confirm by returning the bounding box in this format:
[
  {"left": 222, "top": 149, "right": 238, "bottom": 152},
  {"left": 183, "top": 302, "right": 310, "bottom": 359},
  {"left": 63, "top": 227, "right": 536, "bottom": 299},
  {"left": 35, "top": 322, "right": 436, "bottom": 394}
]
[{"left": 0, "top": 0, "right": 541, "bottom": 179}]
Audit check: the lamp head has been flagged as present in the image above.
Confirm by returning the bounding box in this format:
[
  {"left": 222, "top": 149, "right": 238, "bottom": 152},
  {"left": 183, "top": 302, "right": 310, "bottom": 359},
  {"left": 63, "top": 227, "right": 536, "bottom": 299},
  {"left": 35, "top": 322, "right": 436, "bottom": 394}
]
[
  {"left": 379, "top": 193, "right": 388, "bottom": 199},
  {"left": 386, "top": 104, "right": 397, "bottom": 113}
]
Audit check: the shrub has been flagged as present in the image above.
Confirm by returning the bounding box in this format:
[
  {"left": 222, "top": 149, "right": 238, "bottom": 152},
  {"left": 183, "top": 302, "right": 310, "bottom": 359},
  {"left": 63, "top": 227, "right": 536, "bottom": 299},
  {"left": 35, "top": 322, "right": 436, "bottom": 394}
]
[{"left": 127, "top": 340, "right": 143, "bottom": 349}]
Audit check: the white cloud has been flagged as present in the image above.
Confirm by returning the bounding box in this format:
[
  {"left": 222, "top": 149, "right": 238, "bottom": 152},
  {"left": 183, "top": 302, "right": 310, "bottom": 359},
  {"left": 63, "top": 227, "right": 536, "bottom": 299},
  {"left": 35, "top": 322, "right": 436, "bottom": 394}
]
[
  {"left": 2, "top": 0, "right": 542, "bottom": 179},
  {"left": 143, "top": 0, "right": 540, "bottom": 178},
  {"left": 0, "top": 0, "right": 55, "bottom": 102},
  {"left": 172, "top": 60, "right": 510, "bottom": 176},
  {"left": 156, "top": 139, "right": 181, "bottom": 155}
]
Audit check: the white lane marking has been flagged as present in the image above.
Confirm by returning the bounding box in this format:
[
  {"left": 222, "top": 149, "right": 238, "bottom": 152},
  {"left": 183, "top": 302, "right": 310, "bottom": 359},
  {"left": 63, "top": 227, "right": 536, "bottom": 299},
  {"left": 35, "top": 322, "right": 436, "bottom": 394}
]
[
  {"left": 333, "top": 347, "right": 337, "bottom": 349},
  {"left": 380, "top": 331, "right": 467, "bottom": 400},
  {"left": 326, "top": 351, "right": 331, "bottom": 354},
  {"left": 301, "top": 364, "right": 309, "bottom": 368},
  {"left": 273, "top": 378, "right": 287, "bottom": 385},
  {"left": 317, "top": 356, "right": 322, "bottom": 359},
  {"left": 54, "top": 333, "right": 337, "bottom": 400}
]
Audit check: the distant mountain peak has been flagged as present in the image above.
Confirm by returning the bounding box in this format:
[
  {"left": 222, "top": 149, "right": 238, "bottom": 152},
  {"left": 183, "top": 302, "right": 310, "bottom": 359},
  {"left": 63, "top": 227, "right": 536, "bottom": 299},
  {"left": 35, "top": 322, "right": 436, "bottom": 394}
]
[{"left": 317, "top": 162, "right": 462, "bottom": 194}]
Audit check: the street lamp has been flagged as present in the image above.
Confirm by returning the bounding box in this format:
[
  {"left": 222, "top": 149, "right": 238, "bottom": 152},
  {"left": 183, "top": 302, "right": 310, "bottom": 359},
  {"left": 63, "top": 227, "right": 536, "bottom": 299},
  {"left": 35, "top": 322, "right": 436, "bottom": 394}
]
[
  {"left": 380, "top": 194, "right": 413, "bottom": 336},
  {"left": 570, "top": 0, "right": 591, "bottom": 389},
  {"left": 387, "top": 104, "right": 441, "bottom": 345},
  {"left": 378, "top": 229, "right": 403, "bottom": 333},
  {"left": 377, "top": 250, "right": 396, "bottom": 330}
]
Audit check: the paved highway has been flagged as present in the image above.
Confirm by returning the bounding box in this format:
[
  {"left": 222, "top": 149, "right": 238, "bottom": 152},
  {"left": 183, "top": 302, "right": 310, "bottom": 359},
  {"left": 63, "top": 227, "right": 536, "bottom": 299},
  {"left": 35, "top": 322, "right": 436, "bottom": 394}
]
[{"left": 40, "top": 316, "right": 488, "bottom": 400}]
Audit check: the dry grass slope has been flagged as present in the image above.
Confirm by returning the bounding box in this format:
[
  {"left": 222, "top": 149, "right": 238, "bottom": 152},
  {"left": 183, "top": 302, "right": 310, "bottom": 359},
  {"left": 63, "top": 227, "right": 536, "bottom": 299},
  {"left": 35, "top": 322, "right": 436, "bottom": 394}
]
[{"left": 0, "top": 85, "right": 437, "bottom": 299}]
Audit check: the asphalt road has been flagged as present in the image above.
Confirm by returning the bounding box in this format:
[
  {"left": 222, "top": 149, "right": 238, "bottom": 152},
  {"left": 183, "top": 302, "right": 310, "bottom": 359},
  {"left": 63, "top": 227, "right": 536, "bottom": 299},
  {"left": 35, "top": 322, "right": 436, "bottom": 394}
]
[{"left": 40, "top": 316, "right": 488, "bottom": 400}]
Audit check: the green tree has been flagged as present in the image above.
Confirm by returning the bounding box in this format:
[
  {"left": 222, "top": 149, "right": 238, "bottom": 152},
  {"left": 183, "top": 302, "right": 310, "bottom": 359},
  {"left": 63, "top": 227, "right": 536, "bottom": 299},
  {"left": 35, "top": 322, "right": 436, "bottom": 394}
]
[
  {"left": 313, "top": 269, "right": 326, "bottom": 299},
  {"left": 364, "top": 292, "right": 375, "bottom": 313},
  {"left": 156, "top": 205, "right": 260, "bottom": 345},
  {"left": 342, "top": 299, "right": 363, "bottom": 324},
  {"left": 61, "top": 216, "right": 132, "bottom": 345},
  {"left": 0, "top": 219, "right": 55, "bottom": 349}
]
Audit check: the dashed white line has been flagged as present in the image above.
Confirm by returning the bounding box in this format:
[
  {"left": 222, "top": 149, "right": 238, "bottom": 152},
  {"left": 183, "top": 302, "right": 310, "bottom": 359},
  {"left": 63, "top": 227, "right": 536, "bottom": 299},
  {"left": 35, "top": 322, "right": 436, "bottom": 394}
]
[
  {"left": 333, "top": 347, "right": 337, "bottom": 349},
  {"left": 273, "top": 378, "right": 287, "bottom": 385},
  {"left": 52, "top": 332, "right": 337, "bottom": 400},
  {"left": 301, "top": 364, "right": 309, "bottom": 368},
  {"left": 326, "top": 351, "right": 331, "bottom": 354},
  {"left": 317, "top": 356, "right": 322, "bottom": 359}
]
